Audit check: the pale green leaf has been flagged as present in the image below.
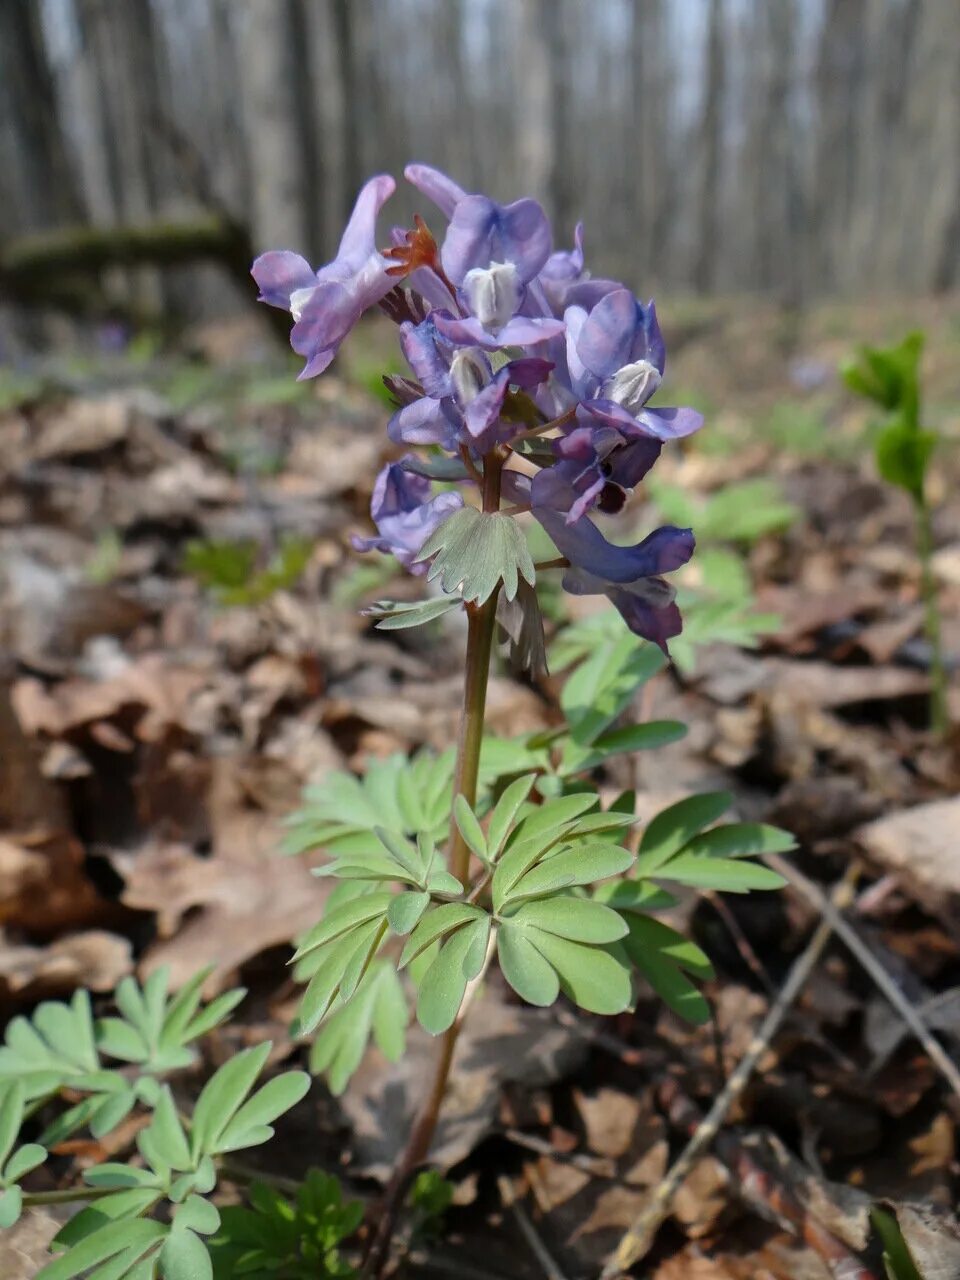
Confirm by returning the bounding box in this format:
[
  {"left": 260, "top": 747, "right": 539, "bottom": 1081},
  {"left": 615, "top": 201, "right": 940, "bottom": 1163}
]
[
  {"left": 0, "top": 1082, "right": 24, "bottom": 1167},
  {"left": 214, "top": 1072, "right": 310, "bottom": 1154},
  {"left": 160, "top": 1227, "right": 212, "bottom": 1280},
  {"left": 636, "top": 792, "right": 733, "bottom": 873},
  {"left": 365, "top": 596, "right": 463, "bottom": 630},
  {"left": 140, "top": 1088, "right": 191, "bottom": 1173},
  {"left": 174, "top": 1196, "right": 220, "bottom": 1236},
  {"left": 529, "top": 933, "right": 632, "bottom": 1015},
  {"left": 291, "top": 891, "right": 391, "bottom": 961},
  {"left": 37, "top": 1219, "right": 167, "bottom": 1280},
  {"left": 398, "top": 904, "right": 486, "bottom": 970},
  {"left": 485, "top": 774, "right": 537, "bottom": 862},
  {"left": 651, "top": 855, "right": 786, "bottom": 893},
  {"left": 4, "top": 1141, "right": 46, "bottom": 1183},
  {"left": 503, "top": 843, "right": 634, "bottom": 907},
  {"left": 416, "top": 917, "right": 491, "bottom": 1035},
  {"left": 0, "top": 1186, "right": 22, "bottom": 1228},
  {"left": 453, "top": 795, "right": 488, "bottom": 864},
  {"left": 682, "top": 822, "right": 795, "bottom": 859},
  {"left": 387, "top": 891, "right": 430, "bottom": 936},
  {"left": 510, "top": 897, "right": 628, "bottom": 944},
  {"left": 622, "top": 915, "right": 713, "bottom": 1025},
  {"left": 418, "top": 507, "right": 535, "bottom": 605},
  {"left": 189, "top": 1043, "right": 271, "bottom": 1161},
  {"left": 496, "top": 925, "right": 560, "bottom": 1006}
]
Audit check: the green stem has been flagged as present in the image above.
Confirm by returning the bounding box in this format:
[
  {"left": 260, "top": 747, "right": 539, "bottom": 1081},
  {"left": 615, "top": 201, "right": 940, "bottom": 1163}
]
[
  {"left": 365, "top": 452, "right": 503, "bottom": 1277},
  {"left": 916, "top": 495, "right": 948, "bottom": 735},
  {"left": 22, "top": 1186, "right": 116, "bottom": 1207}
]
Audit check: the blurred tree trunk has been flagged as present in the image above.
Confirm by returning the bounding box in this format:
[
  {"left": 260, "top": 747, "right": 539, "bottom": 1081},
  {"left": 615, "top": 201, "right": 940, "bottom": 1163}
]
[
  {"left": 813, "top": 0, "right": 867, "bottom": 293},
  {"left": 630, "top": 0, "right": 672, "bottom": 284},
  {"left": 0, "top": 1, "right": 81, "bottom": 237},
  {"left": 236, "top": 0, "right": 310, "bottom": 252},
  {"left": 693, "top": 0, "right": 725, "bottom": 292},
  {"left": 513, "top": 0, "right": 554, "bottom": 201}
]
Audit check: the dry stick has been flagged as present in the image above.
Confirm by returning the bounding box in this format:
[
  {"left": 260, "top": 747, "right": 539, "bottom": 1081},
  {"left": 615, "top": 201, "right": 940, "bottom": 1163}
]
[
  {"left": 660, "top": 1082, "right": 882, "bottom": 1280},
  {"left": 765, "top": 853, "right": 960, "bottom": 1102},
  {"left": 498, "top": 1177, "right": 570, "bottom": 1280},
  {"left": 601, "top": 865, "right": 860, "bottom": 1277}
]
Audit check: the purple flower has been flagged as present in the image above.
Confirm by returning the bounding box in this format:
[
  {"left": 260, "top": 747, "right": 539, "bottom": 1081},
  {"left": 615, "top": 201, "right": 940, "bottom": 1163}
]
[
  {"left": 530, "top": 465, "right": 693, "bottom": 651},
  {"left": 566, "top": 289, "right": 703, "bottom": 442},
  {"left": 537, "top": 223, "right": 620, "bottom": 316},
  {"left": 387, "top": 314, "right": 552, "bottom": 451},
  {"left": 251, "top": 175, "right": 397, "bottom": 379},
  {"left": 351, "top": 462, "right": 463, "bottom": 572},
  {"left": 552, "top": 427, "right": 662, "bottom": 523}
]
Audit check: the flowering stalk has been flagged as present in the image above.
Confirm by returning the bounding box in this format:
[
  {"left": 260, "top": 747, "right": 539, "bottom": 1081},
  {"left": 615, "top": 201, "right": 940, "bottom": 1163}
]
[{"left": 249, "top": 164, "right": 799, "bottom": 1275}]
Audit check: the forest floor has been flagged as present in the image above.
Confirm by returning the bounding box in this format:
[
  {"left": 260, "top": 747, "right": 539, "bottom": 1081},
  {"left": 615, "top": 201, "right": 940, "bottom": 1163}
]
[{"left": 1, "top": 292, "right": 959, "bottom": 1279}]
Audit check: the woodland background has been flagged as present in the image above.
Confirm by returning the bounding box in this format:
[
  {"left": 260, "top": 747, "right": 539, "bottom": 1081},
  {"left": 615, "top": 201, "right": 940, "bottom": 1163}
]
[{"left": 2, "top": 0, "right": 960, "bottom": 329}]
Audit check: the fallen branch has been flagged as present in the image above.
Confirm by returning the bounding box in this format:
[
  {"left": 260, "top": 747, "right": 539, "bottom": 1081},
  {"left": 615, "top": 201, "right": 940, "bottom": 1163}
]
[
  {"left": 601, "top": 865, "right": 860, "bottom": 1276},
  {"left": 765, "top": 853, "right": 960, "bottom": 1101}
]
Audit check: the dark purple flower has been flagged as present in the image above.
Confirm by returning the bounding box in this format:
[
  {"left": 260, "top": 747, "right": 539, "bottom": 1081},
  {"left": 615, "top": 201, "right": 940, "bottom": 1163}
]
[
  {"left": 351, "top": 461, "right": 463, "bottom": 572},
  {"left": 530, "top": 464, "right": 693, "bottom": 651},
  {"left": 552, "top": 427, "right": 662, "bottom": 523},
  {"left": 251, "top": 175, "right": 397, "bottom": 379}
]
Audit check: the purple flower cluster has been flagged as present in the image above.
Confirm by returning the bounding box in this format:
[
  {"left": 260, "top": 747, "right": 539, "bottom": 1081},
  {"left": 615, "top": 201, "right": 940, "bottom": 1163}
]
[{"left": 252, "top": 166, "right": 703, "bottom": 651}]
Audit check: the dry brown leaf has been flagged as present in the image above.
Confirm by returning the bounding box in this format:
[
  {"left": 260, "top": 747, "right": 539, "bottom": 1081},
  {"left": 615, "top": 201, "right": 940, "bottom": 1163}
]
[
  {"left": 0, "top": 1208, "right": 64, "bottom": 1280},
  {"left": 0, "top": 929, "right": 132, "bottom": 999},
  {"left": 338, "top": 982, "right": 584, "bottom": 1180},
  {"left": 116, "top": 757, "right": 332, "bottom": 989},
  {"left": 0, "top": 832, "right": 110, "bottom": 934},
  {"left": 855, "top": 798, "right": 960, "bottom": 915},
  {"left": 653, "top": 1253, "right": 739, "bottom": 1280}
]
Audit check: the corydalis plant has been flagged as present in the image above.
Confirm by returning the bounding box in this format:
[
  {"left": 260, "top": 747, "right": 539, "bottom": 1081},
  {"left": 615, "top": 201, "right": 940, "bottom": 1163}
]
[{"left": 257, "top": 164, "right": 793, "bottom": 1271}]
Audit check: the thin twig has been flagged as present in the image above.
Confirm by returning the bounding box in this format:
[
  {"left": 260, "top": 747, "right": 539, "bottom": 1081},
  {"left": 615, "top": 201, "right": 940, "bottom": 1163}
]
[
  {"left": 601, "top": 864, "right": 860, "bottom": 1277},
  {"left": 766, "top": 853, "right": 960, "bottom": 1101},
  {"left": 498, "top": 1177, "right": 569, "bottom": 1280},
  {"left": 502, "top": 1127, "right": 617, "bottom": 1179},
  {"left": 703, "top": 890, "right": 777, "bottom": 998}
]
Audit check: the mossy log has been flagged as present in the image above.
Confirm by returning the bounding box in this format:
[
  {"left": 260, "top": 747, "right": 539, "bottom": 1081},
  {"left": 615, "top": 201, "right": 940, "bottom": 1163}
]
[{"left": 0, "top": 216, "right": 289, "bottom": 343}]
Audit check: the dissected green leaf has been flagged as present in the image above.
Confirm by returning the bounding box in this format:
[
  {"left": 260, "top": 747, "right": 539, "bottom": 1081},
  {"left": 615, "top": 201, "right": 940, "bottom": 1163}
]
[
  {"left": 453, "top": 795, "right": 488, "bottom": 864},
  {"left": 364, "top": 596, "right": 463, "bottom": 631},
  {"left": 509, "top": 897, "right": 628, "bottom": 944},
  {"left": 635, "top": 792, "right": 732, "bottom": 874},
  {"left": 214, "top": 1072, "right": 310, "bottom": 1154},
  {"left": 310, "top": 962, "right": 407, "bottom": 1096},
  {"left": 416, "top": 917, "right": 491, "bottom": 1035},
  {"left": 622, "top": 916, "right": 713, "bottom": 1024},
  {"left": 496, "top": 924, "right": 560, "bottom": 1006},
  {"left": 160, "top": 1226, "right": 213, "bottom": 1280},
  {"left": 527, "top": 932, "right": 632, "bottom": 1016},
  {"left": 189, "top": 1043, "right": 271, "bottom": 1161},
  {"left": 417, "top": 507, "right": 536, "bottom": 604},
  {"left": 498, "top": 843, "right": 634, "bottom": 910},
  {"left": 37, "top": 1218, "right": 167, "bottom": 1280}
]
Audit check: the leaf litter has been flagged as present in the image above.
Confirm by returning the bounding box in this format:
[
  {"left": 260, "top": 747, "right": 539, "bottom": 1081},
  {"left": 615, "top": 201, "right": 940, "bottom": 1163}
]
[{"left": 1, "top": 299, "right": 959, "bottom": 1276}]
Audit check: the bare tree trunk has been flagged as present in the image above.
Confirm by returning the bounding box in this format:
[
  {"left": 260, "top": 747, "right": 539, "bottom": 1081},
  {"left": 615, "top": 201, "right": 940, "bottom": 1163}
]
[
  {"left": 235, "top": 0, "right": 310, "bottom": 252},
  {"left": 513, "top": 0, "right": 554, "bottom": 200},
  {"left": 0, "top": 1, "right": 81, "bottom": 237},
  {"left": 693, "top": 0, "right": 726, "bottom": 292}
]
